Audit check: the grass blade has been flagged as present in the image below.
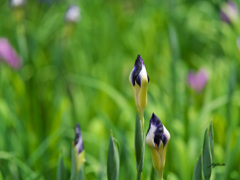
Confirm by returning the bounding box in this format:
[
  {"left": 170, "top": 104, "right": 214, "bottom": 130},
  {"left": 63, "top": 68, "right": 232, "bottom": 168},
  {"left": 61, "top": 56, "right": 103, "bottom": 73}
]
[
  {"left": 203, "top": 128, "right": 212, "bottom": 180},
  {"left": 107, "top": 131, "right": 119, "bottom": 180}
]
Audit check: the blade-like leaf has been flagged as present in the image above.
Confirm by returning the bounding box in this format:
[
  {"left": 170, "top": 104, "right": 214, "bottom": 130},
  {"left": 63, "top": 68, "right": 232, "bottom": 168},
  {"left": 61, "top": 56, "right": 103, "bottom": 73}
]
[
  {"left": 193, "top": 152, "right": 202, "bottom": 180},
  {"left": 150, "top": 165, "right": 155, "bottom": 180},
  {"left": 209, "top": 122, "right": 214, "bottom": 161},
  {"left": 203, "top": 128, "right": 212, "bottom": 180},
  {"left": 107, "top": 132, "right": 119, "bottom": 180},
  {"left": 71, "top": 149, "right": 77, "bottom": 180},
  {"left": 76, "top": 166, "right": 85, "bottom": 180},
  {"left": 57, "top": 156, "right": 65, "bottom": 180}
]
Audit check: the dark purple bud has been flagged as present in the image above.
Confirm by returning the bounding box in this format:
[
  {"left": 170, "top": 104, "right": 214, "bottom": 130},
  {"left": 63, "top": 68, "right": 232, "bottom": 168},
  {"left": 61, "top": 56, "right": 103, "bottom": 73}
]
[
  {"left": 74, "top": 123, "right": 84, "bottom": 154},
  {"left": 131, "top": 55, "right": 143, "bottom": 86},
  {"left": 146, "top": 113, "right": 167, "bottom": 147},
  {"left": 129, "top": 54, "right": 149, "bottom": 87}
]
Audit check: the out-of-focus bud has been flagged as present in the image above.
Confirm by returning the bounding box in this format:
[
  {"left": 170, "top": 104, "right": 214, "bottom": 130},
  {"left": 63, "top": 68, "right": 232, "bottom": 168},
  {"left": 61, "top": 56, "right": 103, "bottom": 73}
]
[
  {"left": 10, "top": 0, "right": 26, "bottom": 8},
  {"left": 10, "top": 0, "right": 26, "bottom": 22},
  {"left": 65, "top": 5, "right": 81, "bottom": 23},
  {"left": 146, "top": 113, "right": 170, "bottom": 180},
  {"left": 129, "top": 55, "right": 149, "bottom": 115},
  {"left": 220, "top": 1, "right": 239, "bottom": 24},
  {"left": 187, "top": 68, "right": 208, "bottom": 93},
  {"left": 0, "top": 38, "right": 22, "bottom": 70},
  {"left": 74, "top": 123, "right": 85, "bottom": 171}
]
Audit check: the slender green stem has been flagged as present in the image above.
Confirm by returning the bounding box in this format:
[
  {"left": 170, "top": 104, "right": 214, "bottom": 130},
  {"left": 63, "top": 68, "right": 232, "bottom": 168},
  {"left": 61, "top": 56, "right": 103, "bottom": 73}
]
[
  {"left": 137, "top": 170, "right": 142, "bottom": 180},
  {"left": 139, "top": 110, "right": 145, "bottom": 131},
  {"left": 135, "top": 112, "right": 145, "bottom": 180},
  {"left": 157, "top": 170, "right": 163, "bottom": 180}
]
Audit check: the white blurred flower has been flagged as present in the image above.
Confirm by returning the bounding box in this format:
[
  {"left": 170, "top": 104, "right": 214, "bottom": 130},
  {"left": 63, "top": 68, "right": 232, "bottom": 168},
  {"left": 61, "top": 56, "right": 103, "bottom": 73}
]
[
  {"left": 10, "top": 0, "right": 25, "bottom": 7},
  {"left": 65, "top": 5, "right": 81, "bottom": 23}
]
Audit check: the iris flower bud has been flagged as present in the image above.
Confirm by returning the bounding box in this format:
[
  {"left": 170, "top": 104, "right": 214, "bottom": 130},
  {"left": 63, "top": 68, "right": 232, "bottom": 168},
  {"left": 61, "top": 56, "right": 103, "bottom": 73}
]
[
  {"left": 74, "top": 123, "right": 85, "bottom": 171},
  {"left": 129, "top": 55, "right": 149, "bottom": 122},
  {"left": 146, "top": 113, "right": 170, "bottom": 179},
  {"left": 65, "top": 5, "right": 81, "bottom": 23}
]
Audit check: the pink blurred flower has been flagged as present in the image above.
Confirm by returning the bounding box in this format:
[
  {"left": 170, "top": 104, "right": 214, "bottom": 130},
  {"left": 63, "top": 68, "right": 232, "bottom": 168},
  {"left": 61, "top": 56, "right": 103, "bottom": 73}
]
[
  {"left": 187, "top": 69, "right": 208, "bottom": 93},
  {"left": 0, "top": 38, "right": 22, "bottom": 70}
]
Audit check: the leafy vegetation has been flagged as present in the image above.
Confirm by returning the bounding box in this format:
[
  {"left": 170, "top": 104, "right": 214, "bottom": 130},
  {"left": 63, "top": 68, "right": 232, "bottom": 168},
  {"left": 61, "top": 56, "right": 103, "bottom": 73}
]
[{"left": 0, "top": 0, "right": 240, "bottom": 179}]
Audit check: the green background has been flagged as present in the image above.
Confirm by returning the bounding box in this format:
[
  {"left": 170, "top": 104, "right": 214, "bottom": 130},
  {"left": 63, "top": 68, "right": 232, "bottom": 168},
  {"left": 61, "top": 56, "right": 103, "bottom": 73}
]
[{"left": 0, "top": 0, "right": 240, "bottom": 179}]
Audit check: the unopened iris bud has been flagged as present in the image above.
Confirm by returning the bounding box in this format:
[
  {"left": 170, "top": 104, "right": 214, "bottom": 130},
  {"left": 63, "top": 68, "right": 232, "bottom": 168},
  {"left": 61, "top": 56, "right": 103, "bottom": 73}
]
[
  {"left": 146, "top": 113, "right": 170, "bottom": 179},
  {"left": 65, "top": 5, "right": 81, "bottom": 23},
  {"left": 74, "top": 123, "right": 85, "bottom": 170},
  {"left": 129, "top": 55, "right": 149, "bottom": 114},
  {"left": 10, "top": 0, "right": 26, "bottom": 23}
]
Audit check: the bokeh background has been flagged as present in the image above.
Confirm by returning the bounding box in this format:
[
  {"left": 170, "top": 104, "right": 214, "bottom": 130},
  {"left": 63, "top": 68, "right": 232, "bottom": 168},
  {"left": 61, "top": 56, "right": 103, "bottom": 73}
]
[{"left": 1, "top": 0, "right": 240, "bottom": 179}]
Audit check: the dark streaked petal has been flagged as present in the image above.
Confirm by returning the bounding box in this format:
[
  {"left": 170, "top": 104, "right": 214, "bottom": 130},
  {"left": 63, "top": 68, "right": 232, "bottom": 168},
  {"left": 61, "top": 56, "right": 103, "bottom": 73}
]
[
  {"left": 131, "top": 55, "right": 143, "bottom": 86},
  {"left": 136, "top": 75, "right": 141, "bottom": 86},
  {"left": 154, "top": 130, "right": 162, "bottom": 147},
  {"left": 146, "top": 113, "right": 164, "bottom": 147},
  {"left": 162, "top": 134, "right": 167, "bottom": 147},
  {"left": 150, "top": 113, "right": 163, "bottom": 128}
]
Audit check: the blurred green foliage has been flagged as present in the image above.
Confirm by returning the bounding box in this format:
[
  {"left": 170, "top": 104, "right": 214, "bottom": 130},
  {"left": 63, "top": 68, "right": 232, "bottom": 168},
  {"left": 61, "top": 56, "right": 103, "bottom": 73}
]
[{"left": 0, "top": 0, "right": 240, "bottom": 179}]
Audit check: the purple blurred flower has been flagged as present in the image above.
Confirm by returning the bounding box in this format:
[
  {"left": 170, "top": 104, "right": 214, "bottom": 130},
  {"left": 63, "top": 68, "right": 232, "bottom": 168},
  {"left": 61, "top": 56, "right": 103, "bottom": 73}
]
[
  {"left": 0, "top": 38, "right": 22, "bottom": 70},
  {"left": 187, "top": 69, "right": 208, "bottom": 93},
  {"left": 220, "top": 1, "right": 239, "bottom": 24}
]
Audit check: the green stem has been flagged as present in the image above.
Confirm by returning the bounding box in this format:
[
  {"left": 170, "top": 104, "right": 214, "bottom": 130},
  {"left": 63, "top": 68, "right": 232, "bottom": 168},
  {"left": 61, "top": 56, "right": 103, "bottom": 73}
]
[
  {"left": 135, "top": 112, "right": 145, "bottom": 180},
  {"left": 157, "top": 170, "right": 163, "bottom": 180},
  {"left": 137, "top": 170, "right": 142, "bottom": 180},
  {"left": 139, "top": 110, "right": 144, "bottom": 130}
]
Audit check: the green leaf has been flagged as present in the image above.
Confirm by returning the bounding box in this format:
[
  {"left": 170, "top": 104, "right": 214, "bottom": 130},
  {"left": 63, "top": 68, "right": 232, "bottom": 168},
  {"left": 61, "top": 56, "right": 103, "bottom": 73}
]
[
  {"left": 150, "top": 165, "right": 155, "bottom": 180},
  {"left": 57, "top": 156, "right": 65, "bottom": 180},
  {"left": 193, "top": 152, "right": 202, "bottom": 180},
  {"left": 71, "top": 149, "right": 77, "bottom": 180},
  {"left": 203, "top": 128, "right": 212, "bottom": 180},
  {"left": 134, "top": 112, "right": 145, "bottom": 179},
  {"left": 0, "top": 171, "right": 3, "bottom": 180},
  {"left": 76, "top": 166, "right": 85, "bottom": 180},
  {"left": 107, "top": 132, "right": 119, "bottom": 180},
  {"left": 70, "top": 149, "right": 85, "bottom": 180},
  {"left": 209, "top": 122, "right": 214, "bottom": 160},
  {"left": 0, "top": 151, "right": 38, "bottom": 179}
]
